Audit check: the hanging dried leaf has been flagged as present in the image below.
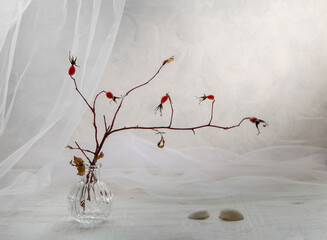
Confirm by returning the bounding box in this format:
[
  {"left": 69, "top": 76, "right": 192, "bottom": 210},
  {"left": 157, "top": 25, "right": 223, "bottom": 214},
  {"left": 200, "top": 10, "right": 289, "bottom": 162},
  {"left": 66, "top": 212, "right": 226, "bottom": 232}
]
[
  {"left": 70, "top": 156, "right": 85, "bottom": 176},
  {"left": 154, "top": 130, "right": 166, "bottom": 148},
  {"left": 157, "top": 135, "right": 165, "bottom": 148}
]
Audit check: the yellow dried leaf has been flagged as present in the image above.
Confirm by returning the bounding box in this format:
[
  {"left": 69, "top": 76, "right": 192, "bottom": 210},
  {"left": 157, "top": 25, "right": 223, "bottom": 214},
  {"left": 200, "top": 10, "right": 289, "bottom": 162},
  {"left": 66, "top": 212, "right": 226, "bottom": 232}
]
[
  {"left": 73, "top": 156, "right": 84, "bottom": 166},
  {"left": 157, "top": 136, "right": 165, "bottom": 148},
  {"left": 76, "top": 165, "right": 85, "bottom": 176},
  {"left": 70, "top": 156, "right": 85, "bottom": 176},
  {"left": 163, "top": 56, "right": 174, "bottom": 65},
  {"left": 166, "top": 56, "right": 174, "bottom": 63},
  {"left": 94, "top": 152, "right": 104, "bottom": 162}
]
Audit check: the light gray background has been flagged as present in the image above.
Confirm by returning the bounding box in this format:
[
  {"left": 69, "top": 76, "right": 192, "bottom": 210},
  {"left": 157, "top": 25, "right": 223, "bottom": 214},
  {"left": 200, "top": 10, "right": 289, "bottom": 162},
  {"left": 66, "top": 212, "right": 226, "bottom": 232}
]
[{"left": 72, "top": 0, "right": 327, "bottom": 154}]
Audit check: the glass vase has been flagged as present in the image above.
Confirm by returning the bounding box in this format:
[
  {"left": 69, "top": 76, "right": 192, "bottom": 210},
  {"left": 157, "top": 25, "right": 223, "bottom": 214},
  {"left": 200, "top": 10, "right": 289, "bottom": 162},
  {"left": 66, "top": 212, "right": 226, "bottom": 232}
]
[{"left": 67, "top": 163, "right": 113, "bottom": 224}]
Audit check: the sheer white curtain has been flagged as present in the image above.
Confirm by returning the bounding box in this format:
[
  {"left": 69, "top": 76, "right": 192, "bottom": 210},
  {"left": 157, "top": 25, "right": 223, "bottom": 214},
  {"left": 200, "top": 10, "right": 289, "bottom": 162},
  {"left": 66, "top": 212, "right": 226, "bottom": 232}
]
[{"left": 0, "top": 0, "right": 126, "bottom": 194}]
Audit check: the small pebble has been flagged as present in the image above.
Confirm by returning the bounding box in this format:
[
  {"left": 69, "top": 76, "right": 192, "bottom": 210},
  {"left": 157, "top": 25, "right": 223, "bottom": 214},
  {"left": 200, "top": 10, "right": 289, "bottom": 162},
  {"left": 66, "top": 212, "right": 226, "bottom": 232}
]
[
  {"left": 188, "top": 209, "right": 210, "bottom": 220},
  {"left": 219, "top": 208, "right": 244, "bottom": 221}
]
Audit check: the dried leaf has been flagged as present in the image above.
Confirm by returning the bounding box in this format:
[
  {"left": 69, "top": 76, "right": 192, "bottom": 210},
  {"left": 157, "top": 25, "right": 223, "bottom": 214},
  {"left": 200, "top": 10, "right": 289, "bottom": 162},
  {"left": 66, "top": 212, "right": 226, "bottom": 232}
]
[
  {"left": 95, "top": 152, "right": 104, "bottom": 161},
  {"left": 163, "top": 56, "right": 174, "bottom": 65},
  {"left": 70, "top": 156, "right": 85, "bottom": 176},
  {"left": 66, "top": 145, "right": 73, "bottom": 149},
  {"left": 73, "top": 156, "right": 84, "bottom": 165},
  {"left": 166, "top": 56, "right": 174, "bottom": 63},
  {"left": 157, "top": 135, "right": 165, "bottom": 148},
  {"left": 76, "top": 165, "right": 85, "bottom": 176}
]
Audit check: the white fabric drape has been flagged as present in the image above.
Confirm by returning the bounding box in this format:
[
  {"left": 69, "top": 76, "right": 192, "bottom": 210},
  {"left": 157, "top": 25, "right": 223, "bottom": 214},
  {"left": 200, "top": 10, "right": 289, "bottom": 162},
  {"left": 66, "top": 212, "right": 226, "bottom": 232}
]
[
  {"left": 58, "top": 133, "right": 327, "bottom": 199},
  {"left": 0, "top": 0, "right": 126, "bottom": 194},
  {"left": 1, "top": 1, "right": 327, "bottom": 239}
]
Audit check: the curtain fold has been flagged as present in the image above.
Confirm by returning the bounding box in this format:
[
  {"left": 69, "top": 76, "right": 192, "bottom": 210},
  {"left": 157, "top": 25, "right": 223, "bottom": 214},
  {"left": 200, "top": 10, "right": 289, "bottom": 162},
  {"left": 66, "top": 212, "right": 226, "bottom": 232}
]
[{"left": 0, "top": 0, "right": 126, "bottom": 194}]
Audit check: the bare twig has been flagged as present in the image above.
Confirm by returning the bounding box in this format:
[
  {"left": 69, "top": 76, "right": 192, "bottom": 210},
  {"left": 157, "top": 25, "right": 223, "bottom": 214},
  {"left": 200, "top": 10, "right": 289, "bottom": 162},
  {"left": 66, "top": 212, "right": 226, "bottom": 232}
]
[
  {"left": 75, "top": 141, "right": 92, "bottom": 164},
  {"left": 168, "top": 94, "right": 173, "bottom": 127},
  {"left": 108, "top": 117, "right": 251, "bottom": 136},
  {"left": 68, "top": 54, "right": 266, "bottom": 165},
  {"left": 209, "top": 100, "right": 215, "bottom": 125},
  {"left": 103, "top": 115, "right": 108, "bottom": 132},
  {"left": 67, "top": 146, "right": 95, "bottom": 155},
  {"left": 93, "top": 61, "right": 171, "bottom": 160},
  {"left": 70, "top": 76, "right": 93, "bottom": 111},
  {"left": 108, "top": 63, "right": 166, "bottom": 133},
  {"left": 224, "top": 117, "right": 250, "bottom": 130},
  {"left": 92, "top": 91, "right": 106, "bottom": 148}
]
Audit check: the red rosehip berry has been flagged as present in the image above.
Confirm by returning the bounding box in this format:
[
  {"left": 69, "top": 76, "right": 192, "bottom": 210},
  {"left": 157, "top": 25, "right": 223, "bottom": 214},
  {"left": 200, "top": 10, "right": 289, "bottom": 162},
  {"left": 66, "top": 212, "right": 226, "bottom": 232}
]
[
  {"left": 197, "top": 94, "right": 215, "bottom": 104},
  {"left": 250, "top": 117, "right": 257, "bottom": 123},
  {"left": 161, "top": 95, "right": 168, "bottom": 104},
  {"left": 106, "top": 91, "right": 114, "bottom": 99},
  {"left": 68, "top": 65, "right": 75, "bottom": 76},
  {"left": 106, "top": 91, "right": 120, "bottom": 103},
  {"left": 68, "top": 52, "right": 79, "bottom": 76},
  {"left": 155, "top": 93, "right": 170, "bottom": 116}
]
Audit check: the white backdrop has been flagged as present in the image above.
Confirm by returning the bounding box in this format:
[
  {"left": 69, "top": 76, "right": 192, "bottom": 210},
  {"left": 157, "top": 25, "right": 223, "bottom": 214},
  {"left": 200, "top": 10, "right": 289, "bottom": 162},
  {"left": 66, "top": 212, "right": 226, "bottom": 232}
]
[
  {"left": 63, "top": 0, "right": 327, "bottom": 199},
  {"left": 73, "top": 0, "right": 327, "bottom": 155}
]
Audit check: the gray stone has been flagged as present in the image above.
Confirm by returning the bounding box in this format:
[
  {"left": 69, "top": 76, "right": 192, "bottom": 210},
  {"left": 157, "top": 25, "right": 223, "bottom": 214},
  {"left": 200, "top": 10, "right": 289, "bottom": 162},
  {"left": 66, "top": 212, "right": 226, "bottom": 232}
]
[
  {"left": 188, "top": 209, "right": 210, "bottom": 220},
  {"left": 219, "top": 208, "right": 244, "bottom": 221}
]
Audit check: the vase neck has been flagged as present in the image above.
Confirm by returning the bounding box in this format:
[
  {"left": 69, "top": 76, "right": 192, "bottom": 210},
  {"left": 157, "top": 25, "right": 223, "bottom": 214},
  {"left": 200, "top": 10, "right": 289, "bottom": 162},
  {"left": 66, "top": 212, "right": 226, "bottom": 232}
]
[{"left": 81, "top": 163, "right": 102, "bottom": 183}]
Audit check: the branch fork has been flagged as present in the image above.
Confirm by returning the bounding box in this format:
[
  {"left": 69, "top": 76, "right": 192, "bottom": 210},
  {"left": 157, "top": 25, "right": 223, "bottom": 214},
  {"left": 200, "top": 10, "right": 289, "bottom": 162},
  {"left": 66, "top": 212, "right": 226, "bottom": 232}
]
[{"left": 67, "top": 54, "right": 268, "bottom": 172}]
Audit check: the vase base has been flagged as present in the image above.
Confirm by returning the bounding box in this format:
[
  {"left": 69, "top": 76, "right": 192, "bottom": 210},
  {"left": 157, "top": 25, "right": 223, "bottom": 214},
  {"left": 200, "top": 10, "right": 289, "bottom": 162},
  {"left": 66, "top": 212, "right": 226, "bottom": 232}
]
[{"left": 73, "top": 216, "right": 107, "bottom": 224}]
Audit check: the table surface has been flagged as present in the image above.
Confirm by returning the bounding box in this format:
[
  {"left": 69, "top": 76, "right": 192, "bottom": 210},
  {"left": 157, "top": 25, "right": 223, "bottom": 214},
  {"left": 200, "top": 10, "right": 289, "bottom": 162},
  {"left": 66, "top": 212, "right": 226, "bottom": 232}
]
[{"left": 1, "top": 184, "right": 327, "bottom": 240}]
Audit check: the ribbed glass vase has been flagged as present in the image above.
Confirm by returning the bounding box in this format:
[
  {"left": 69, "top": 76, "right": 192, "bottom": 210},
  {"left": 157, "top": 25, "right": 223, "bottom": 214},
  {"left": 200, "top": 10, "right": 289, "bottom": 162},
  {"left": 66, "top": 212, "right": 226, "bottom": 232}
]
[{"left": 67, "top": 163, "right": 113, "bottom": 224}]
